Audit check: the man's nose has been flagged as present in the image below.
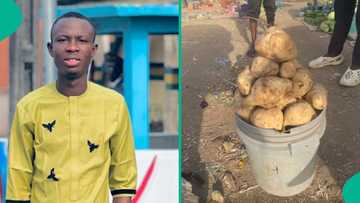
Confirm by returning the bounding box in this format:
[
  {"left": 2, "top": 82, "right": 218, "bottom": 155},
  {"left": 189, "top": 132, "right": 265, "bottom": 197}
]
[{"left": 66, "top": 40, "right": 79, "bottom": 52}]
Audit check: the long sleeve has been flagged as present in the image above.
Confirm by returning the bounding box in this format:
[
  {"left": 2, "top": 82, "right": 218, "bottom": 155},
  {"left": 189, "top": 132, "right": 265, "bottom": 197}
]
[
  {"left": 6, "top": 104, "right": 34, "bottom": 202},
  {"left": 109, "top": 97, "right": 137, "bottom": 198}
]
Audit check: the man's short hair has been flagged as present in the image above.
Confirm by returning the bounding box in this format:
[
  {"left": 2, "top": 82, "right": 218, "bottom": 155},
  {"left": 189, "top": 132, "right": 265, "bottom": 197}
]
[{"left": 50, "top": 12, "right": 96, "bottom": 43}]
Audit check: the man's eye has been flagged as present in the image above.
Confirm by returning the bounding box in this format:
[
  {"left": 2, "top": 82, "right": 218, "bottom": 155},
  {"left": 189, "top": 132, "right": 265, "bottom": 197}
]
[{"left": 57, "top": 38, "right": 66, "bottom": 42}]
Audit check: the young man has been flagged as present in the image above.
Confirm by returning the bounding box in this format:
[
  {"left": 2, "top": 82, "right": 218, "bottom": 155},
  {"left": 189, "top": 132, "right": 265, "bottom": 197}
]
[
  {"left": 6, "top": 12, "right": 137, "bottom": 203},
  {"left": 309, "top": 0, "right": 360, "bottom": 87},
  {"left": 246, "top": 0, "right": 277, "bottom": 57}
]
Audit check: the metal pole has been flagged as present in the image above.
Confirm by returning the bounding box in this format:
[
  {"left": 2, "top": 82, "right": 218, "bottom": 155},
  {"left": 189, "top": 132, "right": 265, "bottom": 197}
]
[{"left": 41, "top": 0, "right": 57, "bottom": 84}]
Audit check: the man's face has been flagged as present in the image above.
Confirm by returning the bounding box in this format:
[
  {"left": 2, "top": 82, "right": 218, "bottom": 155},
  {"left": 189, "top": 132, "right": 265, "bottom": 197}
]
[{"left": 48, "top": 17, "right": 97, "bottom": 80}]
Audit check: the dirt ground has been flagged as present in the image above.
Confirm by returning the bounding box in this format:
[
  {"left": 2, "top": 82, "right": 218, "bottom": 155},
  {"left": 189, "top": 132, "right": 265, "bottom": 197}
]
[{"left": 182, "top": 2, "right": 360, "bottom": 203}]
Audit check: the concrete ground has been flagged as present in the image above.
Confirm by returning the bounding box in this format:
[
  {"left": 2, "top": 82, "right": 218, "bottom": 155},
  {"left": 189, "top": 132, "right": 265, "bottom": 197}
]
[{"left": 182, "top": 2, "right": 359, "bottom": 202}]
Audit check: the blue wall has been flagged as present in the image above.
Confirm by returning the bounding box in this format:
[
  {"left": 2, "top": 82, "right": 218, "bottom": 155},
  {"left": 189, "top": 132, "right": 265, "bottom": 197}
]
[{"left": 0, "top": 138, "right": 7, "bottom": 203}]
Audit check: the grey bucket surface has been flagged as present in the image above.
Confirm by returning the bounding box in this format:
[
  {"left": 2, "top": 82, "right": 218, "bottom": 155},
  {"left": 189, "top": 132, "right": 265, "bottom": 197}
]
[{"left": 235, "top": 109, "right": 326, "bottom": 197}]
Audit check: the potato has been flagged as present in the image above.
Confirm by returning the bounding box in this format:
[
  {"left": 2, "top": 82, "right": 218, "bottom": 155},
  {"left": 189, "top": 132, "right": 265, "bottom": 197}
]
[
  {"left": 283, "top": 101, "right": 316, "bottom": 127},
  {"left": 244, "top": 76, "right": 293, "bottom": 109},
  {"left": 280, "top": 60, "right": 301, "bottom": 78},
  {"left": 305, "top": 83, "right": 328, "bottom": 110},
  {"left": 255, "top": 26, "right": 297, "bottom": 63},
  {"left": 211, "top": 191, "right": 224, "bottom": 203},
  {"left": 292, "top": 68, "right": 313, "bottom": 98},
  {"left": 250, "top": 107, "right": 283, "bottom": 130},
  {"left": 237, "top": 103, "right": 255, "bottom": 122},
  {"left": 276, "top": 93, "right": 297, "bottom": 110},
  {"left": 250, "top": 56, "right": 279, "bottom": 77},
  {"left": 237, "top": 66, "right": 256, "bottom": 96}
]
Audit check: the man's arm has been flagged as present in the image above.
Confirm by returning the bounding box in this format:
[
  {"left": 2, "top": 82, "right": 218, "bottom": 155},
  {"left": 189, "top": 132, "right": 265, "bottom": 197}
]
[
  {"left": 6, "top": 104, "right": 34, "bottom": 202},
  {"left": 109, "top": 96, "right": 137, "bottom": 200},
  {"left": 113, "top": 196, "right": 131, "bottom": 203}
]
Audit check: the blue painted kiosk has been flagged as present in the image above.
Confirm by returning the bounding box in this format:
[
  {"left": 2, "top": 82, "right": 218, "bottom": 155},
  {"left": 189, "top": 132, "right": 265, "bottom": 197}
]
[
  {"left": 57, "top": 3, "right": 179, "bottom": 149},
  {"left": 0, "top": 138, "right": 7, "bottom": 203}
]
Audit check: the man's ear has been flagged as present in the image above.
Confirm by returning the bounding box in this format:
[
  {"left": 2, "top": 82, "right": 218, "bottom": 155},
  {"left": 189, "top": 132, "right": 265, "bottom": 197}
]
[
  {"left": 47, "top": 42, "right": 54, "bottom": 57},
  {"left": 91, "top": 43, "right": 98, "bottom": 57}
]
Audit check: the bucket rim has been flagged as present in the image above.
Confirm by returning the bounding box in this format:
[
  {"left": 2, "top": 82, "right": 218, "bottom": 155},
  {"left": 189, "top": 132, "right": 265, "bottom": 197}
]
[{"left": 235, "top": 108, "right": 326, "bottom": 141}]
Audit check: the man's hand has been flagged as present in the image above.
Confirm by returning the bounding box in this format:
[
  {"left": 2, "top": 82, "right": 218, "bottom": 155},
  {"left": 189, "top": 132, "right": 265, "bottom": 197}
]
[{"left": 113, "top": 196, "right": 132, "bottom": 203}]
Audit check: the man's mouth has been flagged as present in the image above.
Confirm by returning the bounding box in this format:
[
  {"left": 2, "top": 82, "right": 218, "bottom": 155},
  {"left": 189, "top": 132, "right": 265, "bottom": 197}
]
[{"left": 64, "top": 58, "right": 80, "bottom": 67}]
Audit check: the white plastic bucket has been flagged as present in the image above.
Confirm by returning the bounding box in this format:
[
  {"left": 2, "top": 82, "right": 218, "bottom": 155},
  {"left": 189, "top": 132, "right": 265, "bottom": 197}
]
[{"left": 235, "top": 109, "right": 326, "bottom": 196}]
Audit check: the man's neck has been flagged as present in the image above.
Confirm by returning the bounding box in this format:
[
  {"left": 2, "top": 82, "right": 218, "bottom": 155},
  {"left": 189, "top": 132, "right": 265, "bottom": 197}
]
[{"left": 56, "top": 76, "right": 88, "bottom": 97}]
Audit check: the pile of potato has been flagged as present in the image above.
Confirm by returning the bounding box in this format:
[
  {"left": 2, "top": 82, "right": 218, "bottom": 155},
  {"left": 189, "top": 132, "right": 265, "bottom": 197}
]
[{"left": 237, "top": 27, "right": 327, "bottom": 131}]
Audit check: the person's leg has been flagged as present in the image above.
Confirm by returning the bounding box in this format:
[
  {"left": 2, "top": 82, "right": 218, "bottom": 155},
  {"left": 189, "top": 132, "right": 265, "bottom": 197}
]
[
  {"left": 351, "top": 1, "right": 360, "bottom": 68},
  {"left": 249, "top": 19, "right": 257, "bottom": 44},
  {"left": 263, "top": 0, "right": 276, "bottom": 26},
  {"left": 309, "top": 0, "right": 354, "bottom": 68},
  {"left": 326, "top": 0, "right": 356, "bottom": 57},
  {"left": 246, "top": 0, "right": 262, "bottom": 57},
  {"left": 339, "top": 0, "right": 360, "bottom": 86}
]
